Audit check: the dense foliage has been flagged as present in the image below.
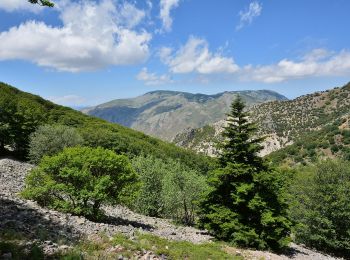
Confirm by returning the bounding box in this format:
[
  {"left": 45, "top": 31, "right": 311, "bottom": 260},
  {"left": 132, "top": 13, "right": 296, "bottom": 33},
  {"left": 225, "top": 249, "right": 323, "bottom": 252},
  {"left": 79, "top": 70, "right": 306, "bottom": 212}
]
[
  {"left": 289, "top": 160, "right": 350, "bottom": 257},
  {"left": 132, "top": 155, "right": 207, "bottom": 225},
  {"left": 132, "top": 155, "right": 166, "bottom": 217},
  {"left": 0, "top": 82, "right": 211, "bottom": 173},
  {"left": 22, "top": 147, "right": 138, "bottom": 219},
  {"left": 161, "top": 161, "right": 208, "bottom": 225},
  {"left": 28, "top": 124, "right": 83, "bottom": 164},
  {"left": 199, "top": 96, "right": 292, "bottom": 250}
]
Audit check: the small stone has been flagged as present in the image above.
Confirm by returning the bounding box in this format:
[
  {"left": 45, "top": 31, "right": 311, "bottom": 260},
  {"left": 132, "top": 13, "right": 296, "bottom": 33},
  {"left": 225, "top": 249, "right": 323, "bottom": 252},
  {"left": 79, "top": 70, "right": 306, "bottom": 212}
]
[
  {"left": 76, "top": 218, "right": 85, "bottom": 225},
  {"left": 1, "top": 252, "right": 12, "bottom": 259},
  {"left": 118, "top": 254, "right": 124, "bottom": 260},
  {"left": 58, "top": 245, "right": 70, "bottom": 251}
]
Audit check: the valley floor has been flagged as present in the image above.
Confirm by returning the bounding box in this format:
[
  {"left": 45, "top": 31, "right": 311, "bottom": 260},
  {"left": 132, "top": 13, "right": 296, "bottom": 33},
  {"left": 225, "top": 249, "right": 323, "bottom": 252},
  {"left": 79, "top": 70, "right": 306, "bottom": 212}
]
[{"left": 0, "top": 158, "right": 343, "bottom": 259}]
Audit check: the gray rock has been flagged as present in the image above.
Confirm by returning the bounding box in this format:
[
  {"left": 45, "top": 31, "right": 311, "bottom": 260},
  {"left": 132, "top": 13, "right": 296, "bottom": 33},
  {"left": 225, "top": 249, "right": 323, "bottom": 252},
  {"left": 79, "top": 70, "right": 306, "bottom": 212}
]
[{"left": 1, "top": 252, "right": 12, "bottom": 259}]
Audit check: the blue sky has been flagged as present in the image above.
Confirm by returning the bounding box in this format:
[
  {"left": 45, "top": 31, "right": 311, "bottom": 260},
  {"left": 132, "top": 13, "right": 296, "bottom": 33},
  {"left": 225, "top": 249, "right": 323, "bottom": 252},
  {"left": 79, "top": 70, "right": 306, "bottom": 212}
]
[{"left": 0, "top": 0, "right": 349, "bottom": 106}]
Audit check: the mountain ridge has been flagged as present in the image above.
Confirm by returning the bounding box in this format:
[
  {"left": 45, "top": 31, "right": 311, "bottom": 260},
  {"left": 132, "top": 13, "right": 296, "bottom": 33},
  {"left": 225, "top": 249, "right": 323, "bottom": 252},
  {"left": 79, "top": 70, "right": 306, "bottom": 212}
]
[
  {"left": 83, "top": 89, "right": 288, "bottom": 141},
  {"left": 174, "top": 82, "right": 350, "bottom": 164}
]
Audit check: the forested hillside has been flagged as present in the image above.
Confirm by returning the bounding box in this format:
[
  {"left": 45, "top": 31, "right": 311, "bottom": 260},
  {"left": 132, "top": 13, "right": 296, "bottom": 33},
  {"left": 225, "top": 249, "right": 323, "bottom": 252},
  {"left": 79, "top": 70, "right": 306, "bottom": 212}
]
[{"left": 0, "top": 82, "right": 211, "bottom": 172}]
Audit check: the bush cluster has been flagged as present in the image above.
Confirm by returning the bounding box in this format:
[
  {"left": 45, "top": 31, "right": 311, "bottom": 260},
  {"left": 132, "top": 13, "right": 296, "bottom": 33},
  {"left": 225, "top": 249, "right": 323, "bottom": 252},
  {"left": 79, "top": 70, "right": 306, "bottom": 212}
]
[
  {"left": 22, "top": 147, "right": 138, "bottom": 219},
  {"left": 132, "top": 155, "right": 208, "bottom": 225},
  {"left": 289, "top": 160, "right": 350, "bottom": 257}
]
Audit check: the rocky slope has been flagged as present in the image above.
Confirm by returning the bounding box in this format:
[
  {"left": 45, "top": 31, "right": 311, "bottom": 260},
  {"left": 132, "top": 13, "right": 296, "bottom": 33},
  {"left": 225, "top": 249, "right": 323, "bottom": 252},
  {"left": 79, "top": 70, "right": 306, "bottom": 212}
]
[
  {"left": 174, "top": 83, "right": 350, "bottom": 161},
  {"left": 0, "top": 158, "right": 344, "bottom": 259},
  {"left": 0, "top": 158, "right": 212, "bottom": 256},
  {"left": 83, "top": 90, "right": 287, "bottom": 141}
]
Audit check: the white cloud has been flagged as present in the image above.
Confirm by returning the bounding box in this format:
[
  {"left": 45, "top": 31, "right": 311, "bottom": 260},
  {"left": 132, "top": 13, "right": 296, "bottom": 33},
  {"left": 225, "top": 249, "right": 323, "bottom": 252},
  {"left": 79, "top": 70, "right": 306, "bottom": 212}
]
[
  {"left": 236, "top": 1, "right": 262, "bottom": 30},
  {"left": 242, "top": 49, "right": 350, "bottom": 83},
  {"left": 0, "top": 0, "right": 42, "bottom": 12},
  {"left": 160, "top": 0, "right": 180, "bottom": 32},
  {"left": 0, "top": 0, "right": 151, "bottom": 72},
  {"left": 158, "top": 41, "right": 350, "bottom": 84},
  {"left": 118, "top": 2, "right": 146, "bottom": 29},
  {"left": 161, "top": 36, "right": 239, "bottom": 74},
  {"left": 136, "top": 67, "right": 173, "bottom": 85},
  {"left": 49, "top": 95, "right": 86, "bottom": 106}
]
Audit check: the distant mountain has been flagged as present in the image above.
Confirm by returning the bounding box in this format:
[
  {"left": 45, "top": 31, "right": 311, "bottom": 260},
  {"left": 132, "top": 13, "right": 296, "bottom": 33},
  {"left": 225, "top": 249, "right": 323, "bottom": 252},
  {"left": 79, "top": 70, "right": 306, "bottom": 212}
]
[
  {"left": 83, "top": 90, "right": 287, "bottom": 141},
  {"left": 174, "top": 82, "right": 350, "bottom": 164}
]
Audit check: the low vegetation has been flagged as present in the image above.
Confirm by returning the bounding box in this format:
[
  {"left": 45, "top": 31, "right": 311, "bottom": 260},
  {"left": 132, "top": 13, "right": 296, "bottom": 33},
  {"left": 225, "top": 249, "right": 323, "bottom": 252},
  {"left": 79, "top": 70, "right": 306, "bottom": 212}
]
[
  {"left": 28, "top": 124, "right": 84, "bottom": 164},
  {"left": 132, "top": 155, "right": 208, "bottom": 225},
  {"left": 22, "top": 147, "right": 139, "bottom": 220},
  {"left": 61, "top": 232, "right": 242, "bottom": 260},
  {"left": 289, "top": 160, "right": 350, "bottom": 257}
]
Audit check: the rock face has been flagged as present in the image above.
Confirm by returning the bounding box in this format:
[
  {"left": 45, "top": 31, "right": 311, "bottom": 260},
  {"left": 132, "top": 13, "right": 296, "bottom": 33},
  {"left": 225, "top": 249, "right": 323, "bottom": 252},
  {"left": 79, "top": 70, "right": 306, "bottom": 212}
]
[
  {"left": 83, "top": 90, "right": 287, "bottom": 141},
  {"left": 173, "top": 120, "right": 293, "bottom": 157}
]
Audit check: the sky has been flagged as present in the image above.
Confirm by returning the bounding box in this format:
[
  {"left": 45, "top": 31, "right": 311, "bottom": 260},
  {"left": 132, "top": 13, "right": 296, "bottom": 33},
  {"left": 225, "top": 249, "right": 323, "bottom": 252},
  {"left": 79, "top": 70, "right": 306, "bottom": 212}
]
[{"left": 0, "top": 0, "right": 350, "bottom": 107}]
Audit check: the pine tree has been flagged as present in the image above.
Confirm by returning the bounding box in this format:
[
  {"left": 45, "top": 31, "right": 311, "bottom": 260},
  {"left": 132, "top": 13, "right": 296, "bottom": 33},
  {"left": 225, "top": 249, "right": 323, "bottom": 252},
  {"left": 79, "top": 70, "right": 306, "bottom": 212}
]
[{"left": 199, "top": 96, "right": 292, "bottom": 250}]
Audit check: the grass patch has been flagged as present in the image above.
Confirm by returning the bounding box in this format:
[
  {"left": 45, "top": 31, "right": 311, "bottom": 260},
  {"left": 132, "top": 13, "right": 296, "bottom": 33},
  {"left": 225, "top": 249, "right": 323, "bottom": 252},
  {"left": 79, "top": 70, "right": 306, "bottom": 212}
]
[
  {"left": 0, "top": 240, "right": 44, "bottom": 260},
  {"left": 60, "top": 232, "right": 243, "bottom": 260}
]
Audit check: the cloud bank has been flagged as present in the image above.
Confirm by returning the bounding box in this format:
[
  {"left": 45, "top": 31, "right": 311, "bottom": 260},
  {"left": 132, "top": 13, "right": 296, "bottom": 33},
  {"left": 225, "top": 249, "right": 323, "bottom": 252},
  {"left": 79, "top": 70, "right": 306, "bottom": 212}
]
[
  {"left": 160, "top": 36, "right": 239, "bottom": 74},
  {"left": 0, "top": 0, "right": 151, "bottom": 72},
  {"left": 155, "top": 36, "right": 350, "bottom": 85}
]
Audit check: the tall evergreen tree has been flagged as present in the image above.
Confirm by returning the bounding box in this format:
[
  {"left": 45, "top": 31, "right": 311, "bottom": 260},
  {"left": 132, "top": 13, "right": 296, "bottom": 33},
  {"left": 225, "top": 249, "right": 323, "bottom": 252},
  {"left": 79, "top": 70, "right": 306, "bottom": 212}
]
[{"left": 199, "top": 96, "right": 292, "bottom": 250}]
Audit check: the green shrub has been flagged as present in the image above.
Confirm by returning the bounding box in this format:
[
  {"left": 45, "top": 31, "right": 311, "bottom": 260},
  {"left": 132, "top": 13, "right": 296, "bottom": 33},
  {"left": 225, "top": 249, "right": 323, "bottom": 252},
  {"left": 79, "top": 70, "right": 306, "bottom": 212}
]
[
  {"left": 290, "top": 160, "right": 350, "bottom": 257},
  {"left": 22, "top": 147, "right": 139, "bottom": 219},
  {"left": 131, "top": 155, "right": 208, "bottom": 224},
  {"left": 161, "top": 161, "right": 208, "bottom": 225},
  {"left": 28, "top": 124, "right": 83, "bottom": 164},
  {"left": 131, "top": 155, "right": 166, "bottom": 217}
]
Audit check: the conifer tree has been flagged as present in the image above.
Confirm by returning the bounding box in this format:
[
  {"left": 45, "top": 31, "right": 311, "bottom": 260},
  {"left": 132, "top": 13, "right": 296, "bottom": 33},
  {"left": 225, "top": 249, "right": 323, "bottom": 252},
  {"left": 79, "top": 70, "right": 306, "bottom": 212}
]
[{"left": 199, "top": 96, "right": 292, "bottom": 250}]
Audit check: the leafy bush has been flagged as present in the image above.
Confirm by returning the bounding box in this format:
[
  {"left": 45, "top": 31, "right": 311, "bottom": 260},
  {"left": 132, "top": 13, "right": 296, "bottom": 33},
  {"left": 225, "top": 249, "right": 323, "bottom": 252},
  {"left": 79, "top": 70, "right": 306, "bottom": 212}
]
[
  {"left": 131, "top": 155, "right": 166, "bottom": 217},
  {"left": 131, "top": 155, "right": 208, "bottom": 224},
  {"left": 22, "top": 147, "right": 139, "bottom": 219},
  {"left": 161, "top": 161, "right": 208, "bottom": 225},
  {"left": 28, "top": 124, "right": 83, "bottom": 164},
  {"left": 290, "top": 160, "right": 350, "bottom": 257}
]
